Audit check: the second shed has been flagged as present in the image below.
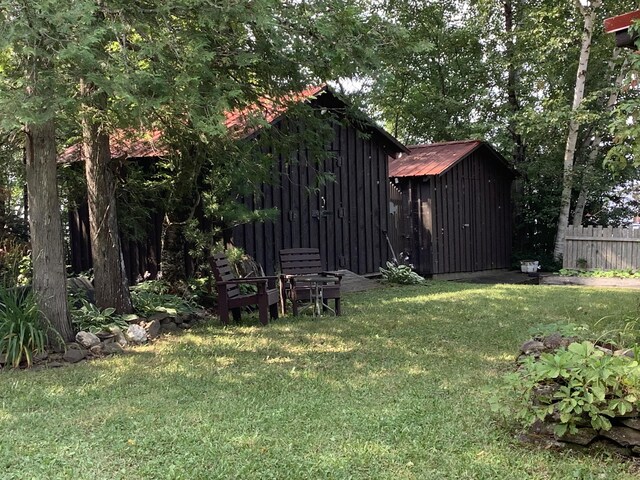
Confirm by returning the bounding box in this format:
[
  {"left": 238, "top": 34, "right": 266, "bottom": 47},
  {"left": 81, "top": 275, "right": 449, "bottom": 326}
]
[{"left": 388, "top": 140, "right": 516, "bottom": 277}]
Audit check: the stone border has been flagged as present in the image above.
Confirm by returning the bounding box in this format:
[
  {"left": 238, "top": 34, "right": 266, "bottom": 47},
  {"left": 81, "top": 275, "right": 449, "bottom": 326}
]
[{"left": 540, "top": 275, "right": 640, "bottom": 289}]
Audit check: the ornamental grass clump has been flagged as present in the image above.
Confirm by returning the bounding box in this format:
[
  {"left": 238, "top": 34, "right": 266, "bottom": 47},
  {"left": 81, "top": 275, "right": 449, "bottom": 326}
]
[{"left": 0, "top": 286, "right": 47, "bottom": 368}]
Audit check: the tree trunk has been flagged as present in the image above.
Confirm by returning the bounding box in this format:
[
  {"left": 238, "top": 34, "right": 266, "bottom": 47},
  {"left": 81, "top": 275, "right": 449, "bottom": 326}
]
[
  {"left": 553, "top": 0, "right": 600, "bottom": 261},
  {"left": 572, "top": 51, "right": 627, "bottom": 226},
  {"left": 81, "top": 80, "right": 133, "bottom": 313},
  {"left": 24, "top": 119, "right": 73, "bottom": 344},
  {"left": 504, "top": 0, "right": 525, "bottom": 165}
]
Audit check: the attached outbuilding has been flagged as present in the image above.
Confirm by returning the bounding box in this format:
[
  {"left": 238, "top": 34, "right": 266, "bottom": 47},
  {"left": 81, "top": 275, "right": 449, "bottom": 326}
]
[{"left": 388, "top": 140, "right": 516, "bottom": 277}]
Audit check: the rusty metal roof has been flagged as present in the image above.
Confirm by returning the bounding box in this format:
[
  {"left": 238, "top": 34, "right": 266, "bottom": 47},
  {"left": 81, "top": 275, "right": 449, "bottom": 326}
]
[
  {"left": 59, "top": 129, "right": 169, "bottom": 163},
  {"left": 389, "top": 140, "right": 483, "bottom": 177},
  {"left": 60, "top": 85, "right": 406, "bottom": 163}
]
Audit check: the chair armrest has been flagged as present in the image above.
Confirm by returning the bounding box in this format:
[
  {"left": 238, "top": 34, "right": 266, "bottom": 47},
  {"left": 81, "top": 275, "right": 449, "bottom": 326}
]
[
  {"left": 320, "top": 271, "right": 343, "bottom": 283},
  {"left": 217, "top": 277, "right": 277, "bottom": 286}
]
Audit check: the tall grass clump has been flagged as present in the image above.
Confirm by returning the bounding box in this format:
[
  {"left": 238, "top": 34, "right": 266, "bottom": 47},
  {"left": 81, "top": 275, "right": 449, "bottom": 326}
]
[{"left": 0, "top": 286, "right": 47, "bottom": 368}]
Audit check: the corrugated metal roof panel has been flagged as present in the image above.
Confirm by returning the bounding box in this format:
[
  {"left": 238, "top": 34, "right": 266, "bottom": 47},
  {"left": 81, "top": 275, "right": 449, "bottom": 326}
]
[
  {"left": 389, "top": 140, "right": 482, "bottom": 177},
  {"left": 59, "top": 129, "right": 168, "bottom": 163}
]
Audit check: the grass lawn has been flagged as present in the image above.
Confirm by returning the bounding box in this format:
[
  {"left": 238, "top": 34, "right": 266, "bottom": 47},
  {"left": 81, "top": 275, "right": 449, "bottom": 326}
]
[{"left": 2, "top": 282, "right": 640, "bottom": 479}]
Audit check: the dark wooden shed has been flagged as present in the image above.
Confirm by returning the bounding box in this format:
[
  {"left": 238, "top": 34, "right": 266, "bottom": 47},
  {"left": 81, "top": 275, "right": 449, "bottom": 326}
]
[
  {"left": 388, "top": 140, "right": 516, "bottom": 277},
  {"left": 63, "top": 86, "right": 407, "bottom": 280},
  {"left": 232, "top": 86, "right": 408, "bottom": 275},
  {"left": 604, "top": 10, "right": 640, "bottom": 48}
]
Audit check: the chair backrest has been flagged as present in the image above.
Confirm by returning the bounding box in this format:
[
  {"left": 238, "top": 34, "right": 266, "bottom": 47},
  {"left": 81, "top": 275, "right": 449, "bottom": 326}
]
[
  {"left": 279, "top": 248, "right": 324, "bottom": 276},
  {"left": 209, "top": 253, "right": 241, "bottom": 299}
]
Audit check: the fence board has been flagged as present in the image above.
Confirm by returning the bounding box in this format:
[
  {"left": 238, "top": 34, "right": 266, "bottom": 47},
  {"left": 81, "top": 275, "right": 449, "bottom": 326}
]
[{"left": 563, "top": 225, "right": 640, "bottom": 270}]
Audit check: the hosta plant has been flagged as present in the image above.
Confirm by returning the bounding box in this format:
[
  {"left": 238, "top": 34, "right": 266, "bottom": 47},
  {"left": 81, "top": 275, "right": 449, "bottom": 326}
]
[
  {"left": 70, "top": 299, "right": 127, "bottom": 333},
  {"left": 491, "top": 341, "right": 640, "bottom": 436},
  {"left": 379, "top": 261, "right": 426, "bottom": 285}
]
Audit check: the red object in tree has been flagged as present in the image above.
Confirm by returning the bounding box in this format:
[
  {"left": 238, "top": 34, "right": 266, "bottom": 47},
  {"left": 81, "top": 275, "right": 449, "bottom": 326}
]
[{"left": 604, "top": 10, "right": 640, "bottom": 48}]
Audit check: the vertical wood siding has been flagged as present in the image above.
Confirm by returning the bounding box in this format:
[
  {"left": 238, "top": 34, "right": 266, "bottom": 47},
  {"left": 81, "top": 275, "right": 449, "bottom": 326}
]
[
  {"left": 394, "top": 149, "right": 513, "bottom": 276},
  {"left": 233, "top": 121, "right": 393, "bottom": 275},
  {"left": 563, "top": 226, "right": 640, "bottom": 270}
]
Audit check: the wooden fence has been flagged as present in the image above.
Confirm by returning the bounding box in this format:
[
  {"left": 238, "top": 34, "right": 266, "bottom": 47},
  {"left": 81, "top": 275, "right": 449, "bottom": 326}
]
[{"left": 564, "top": 225, "right": 640, "bottom": 270}]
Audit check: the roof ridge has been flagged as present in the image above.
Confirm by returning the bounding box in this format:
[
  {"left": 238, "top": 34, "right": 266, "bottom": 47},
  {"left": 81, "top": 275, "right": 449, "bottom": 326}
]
[{"left": 406, "top": 139, "right": 482, "bottom": 149}]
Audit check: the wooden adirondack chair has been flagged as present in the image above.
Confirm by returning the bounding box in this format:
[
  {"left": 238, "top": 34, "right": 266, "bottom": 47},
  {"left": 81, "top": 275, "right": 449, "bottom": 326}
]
[
  {"left": 279, "top": 248, "right": 342, "bottom": 316},
  {"left": 209, "top": 253, "right": 279, "bottom": 326}
]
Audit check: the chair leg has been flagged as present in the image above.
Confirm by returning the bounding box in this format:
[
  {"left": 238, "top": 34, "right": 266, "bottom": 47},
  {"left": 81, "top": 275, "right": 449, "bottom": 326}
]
[
  {"left": 335, "top": 298, "right": 341, "bottom": 316},
  {"left": 219, "top": 308, "right": 230, "bottom": 325},
  {"left": 258, "top": 296, "right": 269, "bottom": 326},
  {"left": 270, "top": 303, "right": 279, "bottom": 320},
  {"left": 232, "top": 308, "right": 242, "bottom": 324},
  {"left": 292, "top": 297, "right": 299, "bottom": 316}
]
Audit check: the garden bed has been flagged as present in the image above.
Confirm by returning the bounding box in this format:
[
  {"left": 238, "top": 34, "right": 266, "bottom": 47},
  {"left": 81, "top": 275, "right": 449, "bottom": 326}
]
[{"left": 540, "top": 276, "right": 640, "bottom": 289}]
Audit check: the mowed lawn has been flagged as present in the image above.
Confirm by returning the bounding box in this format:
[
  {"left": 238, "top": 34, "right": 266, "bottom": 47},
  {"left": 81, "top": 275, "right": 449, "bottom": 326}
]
[{"left": 2, "top": 282, "right": 640, "bottom": 479}]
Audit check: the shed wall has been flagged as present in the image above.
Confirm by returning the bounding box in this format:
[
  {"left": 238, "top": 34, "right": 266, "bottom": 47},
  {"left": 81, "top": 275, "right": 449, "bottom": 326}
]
[{"left": 233, "top": 121, "right": 392, "bottom": 275}]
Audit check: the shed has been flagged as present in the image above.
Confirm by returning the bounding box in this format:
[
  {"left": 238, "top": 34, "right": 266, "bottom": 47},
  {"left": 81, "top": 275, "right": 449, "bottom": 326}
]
[
  {"left": 388, "top": 140, "right": 516, "bottom": 277},
  {"left": 62, "top": 85, "right": 407, "bottom": 280},
  {"left": 231, "top": 86, "right": 408, "bottom": 275}
]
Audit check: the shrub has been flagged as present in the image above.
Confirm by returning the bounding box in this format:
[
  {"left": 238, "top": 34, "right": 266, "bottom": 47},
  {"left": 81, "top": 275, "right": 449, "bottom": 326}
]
[
  {"left": 130, "top": 280, "right": 197, "bottom": 317},
  {"left": 70, "top": 299, "right": 127, "bottom": 333},
  {"left": 379, "top": 262, "right": 426, "bottom": 285},
  {"left": 491, "top": 341, "right": 640, "bottom": 436},
  {"left": 0, "top": 286, "right": 47, "bottom": 368}
]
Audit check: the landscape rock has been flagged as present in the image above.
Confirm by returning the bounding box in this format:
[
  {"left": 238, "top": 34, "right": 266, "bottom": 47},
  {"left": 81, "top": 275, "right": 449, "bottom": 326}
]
[
  {"left": 600, "top": 426, "right": 640, "bottom": 447},
  {"left": 174, "top": 315, "right": 184, "bottom": 325},
  {"left": 75, "top": 331, "right": 101, "bottom": 349},
  {"left": 520, "top": 340, "right": 545, "bottom": 355},
  {"left": 542, "top": 333, "right": 570, "bottom": 350},
  {"left": 162, "top": 321, "right": 179, "bottom": 333},
  {"left": 33, "top": 351, "right": 49, "bottom": 363},
  {"left": 595, "top": 345, "right": 613, "bottom": 355},
  {"left": 178, "top": 322, "right": 190, "bottom": 330},
  {"left": 622, "top": 418, "right": 640, "bottom": 430},
  {"left": 148, "top": 313, "right": 174, "bottom": 325},
  {"left": 109, "top": 327, "right": 128, "bottom": 347},
  {"left": 89, "top": 344, "right": 104, "bottom": 356},
  {"left": 103, "top": 343, "right": 124, "bottom": 355},
  {"left": 559, "top": 428, "right": 598, "bottom": 446},
  {"left": 123, "top": 314, "right": 143, "bottom": 325},
  {"left": 146, "top": 319, "right": 162, "bottom": 340},
  {"left": 63, "top": 348, "right": 87, "bottom": 363},
  {"left": 125, "top": 324, "right": 148, "bottom": 344},
  {"left": 614, "top": 349, "right": 635, "bottom": 359}
]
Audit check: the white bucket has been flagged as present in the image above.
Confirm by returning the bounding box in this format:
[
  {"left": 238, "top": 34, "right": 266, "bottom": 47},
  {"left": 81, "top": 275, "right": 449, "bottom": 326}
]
[{"left": 520, "top": 260, "right": 539, "bottom": 273}]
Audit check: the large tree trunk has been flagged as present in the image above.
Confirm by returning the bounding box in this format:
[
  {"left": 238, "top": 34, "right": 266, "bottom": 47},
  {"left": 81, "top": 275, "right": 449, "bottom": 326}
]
[
  {"left": 553, "top": 0, "right": 601, "bottom": 261},
  {"left": 572, "top": 51, "right": 627, "bottom": 226},
  {"left": 81, "top": 81, "right": 133, "bottom": 313},
  {"left": 24, "top": 119, "right": 73, "bottom": 344}
]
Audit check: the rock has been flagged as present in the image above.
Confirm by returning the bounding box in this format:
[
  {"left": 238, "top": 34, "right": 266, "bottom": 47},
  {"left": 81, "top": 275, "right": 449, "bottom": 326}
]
[
  {"left": 47, "top": 362, "right": 65, "bottom": 368},
  {"left": 542, "top": 333, "right": 566, "bottom": 350},
  {"left": 146, "top": 319, "right": 162, "bottom": 340},
  {"left": 601, "top": 426, "right": 640, "bottom": 447},
  {"left": 103, "top": 343, "right": 124, "bottom": 355},
  {"left": 162, "top": 321, "right": 179, "bottom": 333},
  {"left": 633, "top": 446, "right": 640, "bottom": 456},
  {"left": 96, "top": 331, "right": 116, "bottom": 341},
  {"left": 532, "top": 384, "right": 560, "bottom": 405},
  {"left": 174, "top": 315, "right": 184, "bottom": 325},
  {"left": 125, "top": 324, "right": 148, "bottom": 344},
  {"left": 89, "top": 344, "right": 103, "bottom": 356},
  {"left": 595, "top": 345, "right": 613, "bottom": 355},
  {"left": 63, "top": 348, "right": 87, "bottom": 363},
  {"left": 178, "top": 322, "right": 190, "bottom": 330},
  {"left": 622, "top": 418, "right": 640, "bottom": 430},
  {"left": 614, "top": 349, "right": 635, "bottom": 359},
  {"left": 559, "top": 428, "right": 598, "bottom": 446},
  {"left": 122, "top": 314, "right": 143, "bottom": 325},
  {"left": 109, "top": 327, "right": 128, "bottom": 347},
  {"left": 521, "top": 340, "right": 545, "bottom": 355},
  {"left": 148, "top": 313, "right": 174, "bottom": 325},
  {"left": 33, "top": 351, "right": 49, "bottom": 363},
  {"left": 75, "top": 331, "right": 101, "bottom": 349}
]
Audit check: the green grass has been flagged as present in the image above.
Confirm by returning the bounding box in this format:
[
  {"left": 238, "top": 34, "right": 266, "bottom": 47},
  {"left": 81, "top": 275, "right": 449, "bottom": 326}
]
[{"left": 2, "top": 282, "right": 640, "bottom": 479}]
